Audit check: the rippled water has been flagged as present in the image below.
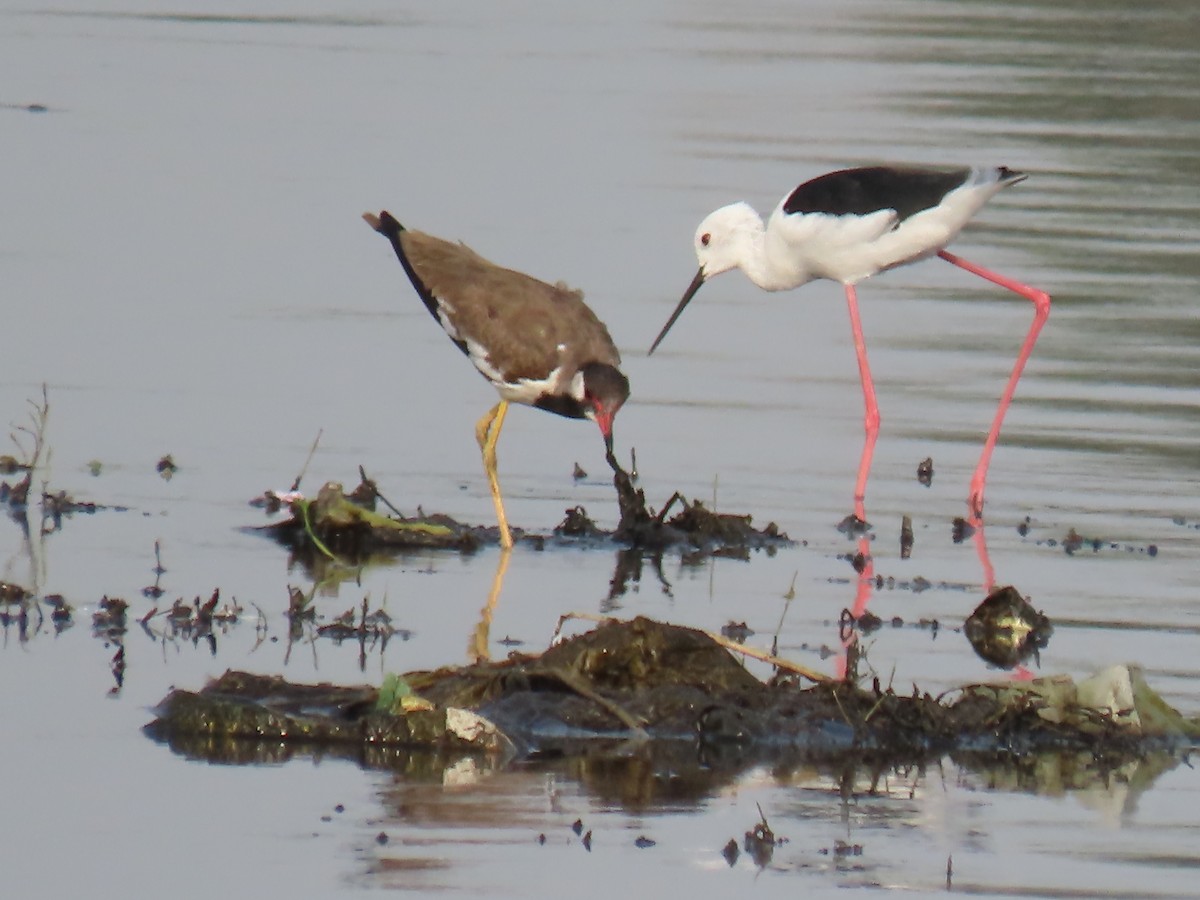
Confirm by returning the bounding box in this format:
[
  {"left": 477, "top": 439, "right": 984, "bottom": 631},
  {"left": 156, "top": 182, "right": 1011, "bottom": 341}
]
[{"left": 2, "top": 0, "right": 1198, "bottom": 896}]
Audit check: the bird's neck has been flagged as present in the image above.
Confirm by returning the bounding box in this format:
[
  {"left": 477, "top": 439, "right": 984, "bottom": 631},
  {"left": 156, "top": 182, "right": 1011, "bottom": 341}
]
[{"left": 738, "top": 216, "right": 811, "bottom": 292}]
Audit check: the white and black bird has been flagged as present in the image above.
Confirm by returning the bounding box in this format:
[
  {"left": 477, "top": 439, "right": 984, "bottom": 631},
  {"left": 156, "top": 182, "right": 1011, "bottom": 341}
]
[
  {"left": 648, "top": 165, "right": 1050, "bottom": 518},
  {"left": 364, "top": 211, "right": 629, "bottom": 549}
]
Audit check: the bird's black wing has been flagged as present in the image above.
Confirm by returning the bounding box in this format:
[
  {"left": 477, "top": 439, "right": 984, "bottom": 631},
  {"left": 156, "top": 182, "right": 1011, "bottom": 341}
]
[{"left": 782, "top": 166, "right": 972, "bottom": 222}]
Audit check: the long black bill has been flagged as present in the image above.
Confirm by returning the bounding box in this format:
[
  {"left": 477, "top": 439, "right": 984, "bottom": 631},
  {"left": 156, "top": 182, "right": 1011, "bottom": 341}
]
[{"left": 648, "top": 267, "right": 706, "bottom": 355}]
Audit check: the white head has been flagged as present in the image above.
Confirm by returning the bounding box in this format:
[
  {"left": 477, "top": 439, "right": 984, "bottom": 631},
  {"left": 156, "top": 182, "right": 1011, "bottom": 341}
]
[
  {"left": 648, "top": 201, "right": 765, "bottom": 355},
  {"left": 693, "top": 201, "right": 764, "bottom": 279}
]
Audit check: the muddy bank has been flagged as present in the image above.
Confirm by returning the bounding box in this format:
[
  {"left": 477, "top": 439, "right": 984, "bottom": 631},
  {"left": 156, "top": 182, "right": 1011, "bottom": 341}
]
[{"left": 146, "top": 617, "right": 1198, "bottom": 795}]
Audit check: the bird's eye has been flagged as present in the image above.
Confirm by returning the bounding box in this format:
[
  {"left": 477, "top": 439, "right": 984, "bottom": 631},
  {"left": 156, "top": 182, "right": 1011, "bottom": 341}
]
[{"left": 700, "top": 233, "right": 711, "bottom": 246}]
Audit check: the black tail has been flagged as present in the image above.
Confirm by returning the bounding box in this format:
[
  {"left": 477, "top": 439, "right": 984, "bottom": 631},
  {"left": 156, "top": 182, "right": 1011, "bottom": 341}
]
[
  {"left": 996, "top": 166, "right": 1028, "bottom": 186},
  {"left": 363, "top": 209, "right": 414, "bottom": 272},
  {"left": 363, "top": 209, "right": 404, "bottom": 240},
  {"left": 363, "top": 211, "right": 458, "bottom": 347}
]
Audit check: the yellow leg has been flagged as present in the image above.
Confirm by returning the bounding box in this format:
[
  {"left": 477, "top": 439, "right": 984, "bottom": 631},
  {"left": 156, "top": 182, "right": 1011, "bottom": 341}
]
[{"left": 474, "top": 400, "right": 512, "bottom": 549}]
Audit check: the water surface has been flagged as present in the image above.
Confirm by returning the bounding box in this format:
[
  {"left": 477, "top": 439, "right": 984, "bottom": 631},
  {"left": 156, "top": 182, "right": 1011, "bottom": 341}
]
[{"left": 1, "top": 0, "right": 1198, "bottom": 896}]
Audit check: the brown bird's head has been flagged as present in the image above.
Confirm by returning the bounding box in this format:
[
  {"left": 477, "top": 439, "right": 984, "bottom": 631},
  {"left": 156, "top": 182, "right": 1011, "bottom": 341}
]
[{"left": 579, "top": 362, "right": 630, "bottom": 458}]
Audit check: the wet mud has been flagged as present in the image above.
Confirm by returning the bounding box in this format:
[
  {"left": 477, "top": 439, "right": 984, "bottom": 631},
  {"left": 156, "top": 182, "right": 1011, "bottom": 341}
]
[
  {"left": 146, "top": 617, "right": 1199, "bottom": 797},
  {"left": 256, "top": 456, "right": 791, "bottom": 562}
]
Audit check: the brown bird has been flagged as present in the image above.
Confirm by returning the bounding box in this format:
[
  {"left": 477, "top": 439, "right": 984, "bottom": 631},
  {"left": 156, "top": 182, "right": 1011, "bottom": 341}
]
[{"left": 363, "top": 211, "right": 630, "bottom": 549}]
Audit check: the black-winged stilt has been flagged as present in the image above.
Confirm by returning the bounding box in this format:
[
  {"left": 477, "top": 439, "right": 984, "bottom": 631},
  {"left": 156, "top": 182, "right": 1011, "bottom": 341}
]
[
  {"left": 648, "top": 165, "right": 1050, "bottom": 518},
  {"left": 364, "top": 211, "right": 630, "bottom": 549}
]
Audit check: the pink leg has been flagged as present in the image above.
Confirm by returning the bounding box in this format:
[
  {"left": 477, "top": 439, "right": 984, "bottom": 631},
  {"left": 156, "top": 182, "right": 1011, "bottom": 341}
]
[
  {"left": 845, "top": 284, "right": 880, "bottom": 518},
  {"left": 833, "top": 284, "right": 880, "bottom": 681},
  {"left": 973, "top": 521, "right": 995, "bottom": 594},
  {"left": 938, "top": 251, "right": 1050, "bottom": 519}
]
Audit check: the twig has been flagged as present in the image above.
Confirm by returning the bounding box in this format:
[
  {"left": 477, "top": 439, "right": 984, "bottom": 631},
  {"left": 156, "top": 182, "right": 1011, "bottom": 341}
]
[
  {"left": 653, "top": 491, "right": 682, "bottom": 525},
  {"left": 550, "top": 610, "right": 614, "bottom": 645},
  {"left": 862, "top": 693, "right": 887, "bottom": 723},
  {"left": 359, "top": 465, "right": 406, "bottom": 519},
  {"left": 544, "top": 668, "right": 649, "bottom": 737},
  {"left": 290, "top": 428, "right": 323, "bottom": 492},
  {"left": 14, "top": 384, "right": 50, "bottom": 470},
  {"left": 830, "top": 686, "right": 854, "bottom": 728},
  {"left": 705, "top": 631, "right": 830, "bottom": 683},
  {"left": 769, "top": 571, "right": 799, "bottom": 660}
]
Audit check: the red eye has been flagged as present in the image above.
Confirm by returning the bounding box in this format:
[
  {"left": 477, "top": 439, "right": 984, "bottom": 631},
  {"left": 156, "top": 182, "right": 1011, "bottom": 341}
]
[{"left": 700, "top": 233, "right": 711, "bottom": 246}]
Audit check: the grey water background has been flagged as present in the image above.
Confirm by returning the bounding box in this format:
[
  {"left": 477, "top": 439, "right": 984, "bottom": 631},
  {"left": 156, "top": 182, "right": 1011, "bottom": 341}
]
[{"left": 2, "top": 1, "right": 1199, "bottom": 896}]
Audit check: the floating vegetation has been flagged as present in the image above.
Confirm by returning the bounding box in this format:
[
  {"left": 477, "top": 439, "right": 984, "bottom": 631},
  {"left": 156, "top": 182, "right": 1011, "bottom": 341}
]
[{"left": 256, "top": 461, "right": 791, "bottom": 564}]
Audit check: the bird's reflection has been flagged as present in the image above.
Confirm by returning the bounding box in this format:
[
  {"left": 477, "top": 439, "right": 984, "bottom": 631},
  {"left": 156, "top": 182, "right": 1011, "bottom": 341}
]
[
  {"left": 604, "top": 547, "right": 672, "bottom": 610},
  {"left": 470, "top": 539, "right": 683, "bottom": 662},
  {"left": 469, "top": 547, "right": 512, "bottom": 664},
  {"left": 833, "top": 497, "right": 1000, "bottom": 682},
  {"left": 834, "top": 510, "right": 875, "bottom": 682},
  {"left": 970, "top": 516, "right": 995, "bottom": 594},
  {"left": 463, "top": 479, "right": 1004, "bottom": 676}
]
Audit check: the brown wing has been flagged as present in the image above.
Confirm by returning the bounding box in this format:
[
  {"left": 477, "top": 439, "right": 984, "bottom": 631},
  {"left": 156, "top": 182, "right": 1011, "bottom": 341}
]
[{"left": 399, "top": 230, "right": 621, "bottom": 385}]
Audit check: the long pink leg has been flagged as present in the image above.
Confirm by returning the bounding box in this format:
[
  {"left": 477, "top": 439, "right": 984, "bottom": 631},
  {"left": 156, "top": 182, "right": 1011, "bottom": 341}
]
[
  {"left": 845, "top": 283, "right": 880, "bottom": 519},
  {"left": 938, "top": 251, "right": 1050, "bottom": 519}
]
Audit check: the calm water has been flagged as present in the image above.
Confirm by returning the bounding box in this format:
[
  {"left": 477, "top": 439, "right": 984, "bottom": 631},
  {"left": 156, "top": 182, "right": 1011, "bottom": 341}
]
[{"left": 2, "top": 0, "right": 1199, "bottom": 896}]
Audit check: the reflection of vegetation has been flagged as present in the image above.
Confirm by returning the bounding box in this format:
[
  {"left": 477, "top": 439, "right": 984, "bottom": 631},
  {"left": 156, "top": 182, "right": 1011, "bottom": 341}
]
[
  {"left": 140, "top": 589, "right": 245, "bottom": 649},
  {"left": 0, "top": 391, "right": 73, "bottom": 647},
  {"left": 2, "top": 385, "right": 50, "bottom": 521},
  {"left": 0, "top": 581, "right": 74, "bottom": 643},
  {"left": 0, "top": 386, "right": 109, "bottom": 532},
  {"left": 1, "top": 388, "right": 134, "bottom": 655},
  {"left": 281, "top": 584, "right": 408, "bottom": 672}
]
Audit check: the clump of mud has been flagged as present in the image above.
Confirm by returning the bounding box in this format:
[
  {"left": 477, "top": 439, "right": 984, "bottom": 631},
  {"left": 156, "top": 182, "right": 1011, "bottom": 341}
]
[
  {"left": 257, "top": 478, "right": 482, "bottom": 556},
  {"left": 146, "top": 616, "right": 1199, "bottom": 766},
  {"left": 256, "top": 454, "right": 791, "bottom": 559},
  {"left": 599, "top": 451, "right": 789, "bottom": 552}
]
